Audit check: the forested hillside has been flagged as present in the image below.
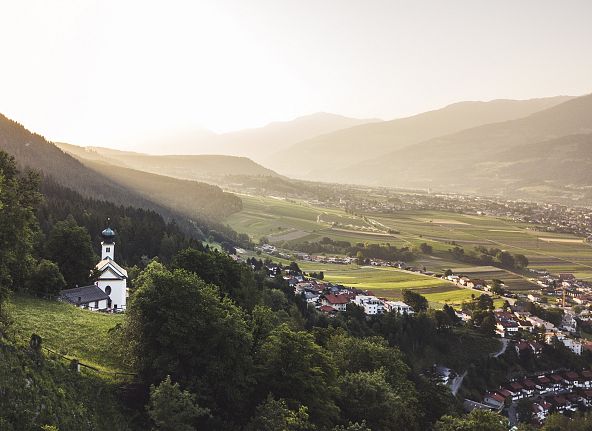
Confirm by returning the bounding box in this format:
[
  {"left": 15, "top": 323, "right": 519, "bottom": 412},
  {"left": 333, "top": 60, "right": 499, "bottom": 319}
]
[
  {"left": 38, "top": 179, "right": 202, "bottom": 266},
  {"left": 72, "top": 159, "right": 243, "bottom": 221},
  {"left": 58, "top": 143, "right": 280, "bottom": 183},
  {"left": 0, "top": 114, "right": 242, "bottom": 221}
]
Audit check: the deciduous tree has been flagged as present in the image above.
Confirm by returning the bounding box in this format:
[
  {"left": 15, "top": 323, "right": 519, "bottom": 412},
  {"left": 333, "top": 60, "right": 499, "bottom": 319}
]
[{"left": 147, "top": 375, "right": 209, "bottom": 431}]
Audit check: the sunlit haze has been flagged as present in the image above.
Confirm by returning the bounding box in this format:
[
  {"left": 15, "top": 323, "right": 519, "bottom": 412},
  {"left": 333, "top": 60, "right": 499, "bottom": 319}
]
[{"left": 1, "top": 0, "right": 591, "bottom": 151}]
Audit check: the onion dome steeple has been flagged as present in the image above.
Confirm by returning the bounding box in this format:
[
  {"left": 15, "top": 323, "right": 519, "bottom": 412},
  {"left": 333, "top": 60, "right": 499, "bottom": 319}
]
[{"left": 101, "top": 218, "right": 116, "bottom": 244}]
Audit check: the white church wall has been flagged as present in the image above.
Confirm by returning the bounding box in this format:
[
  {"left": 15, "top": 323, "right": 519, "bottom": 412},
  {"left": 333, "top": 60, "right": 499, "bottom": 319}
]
[
  {"left": 97, "top": 279, "right": 127, "bottom": 310},
  {"left": 85, "top": 299, "right": 108, "bottom": 311}
]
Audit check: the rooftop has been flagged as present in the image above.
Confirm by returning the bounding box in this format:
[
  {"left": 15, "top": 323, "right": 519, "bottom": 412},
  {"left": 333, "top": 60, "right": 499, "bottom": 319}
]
[{"left": 60, "top": 285, "right": 110, "bottom": 305}]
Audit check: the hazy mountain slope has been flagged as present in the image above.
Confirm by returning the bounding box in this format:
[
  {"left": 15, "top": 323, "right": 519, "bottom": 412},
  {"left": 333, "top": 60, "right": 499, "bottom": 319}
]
[
  {"left": 141, "top": 112, "right": 380, "bottom": 159},
  {"left": 268, "top": 96, "right": 574, "bottom": 178},
  {"left": 348, "top": 93, "right": 592, "bottom": 194},
  {"left": 0, "top": 114, "right": 241, "bottom": 221},
  {"left": 57, "top": 143, "right": 280, "bottom": 183},
  {"left": 78, "top": 159, "right": 243, "bottom": 219},
  {"left": 476, "top": 133, "right": 592, "bottom": 191}
]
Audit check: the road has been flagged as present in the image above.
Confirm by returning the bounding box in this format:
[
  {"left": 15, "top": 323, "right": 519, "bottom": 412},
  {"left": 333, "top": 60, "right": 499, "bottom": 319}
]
[
  {"left": 491, "top": 338, "right": 510, "bottom": 358},
  {"left": 450, "top": 370, "right": 468, "bottom": 395},
  {"left": 508, "top": 402, "right": 518, "bottom": 426}
]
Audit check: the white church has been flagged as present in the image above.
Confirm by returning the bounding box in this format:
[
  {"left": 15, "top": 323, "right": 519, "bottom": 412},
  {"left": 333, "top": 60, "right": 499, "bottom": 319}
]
[{"left": 60, "top": 223, "right": 128, "bottom": 311}]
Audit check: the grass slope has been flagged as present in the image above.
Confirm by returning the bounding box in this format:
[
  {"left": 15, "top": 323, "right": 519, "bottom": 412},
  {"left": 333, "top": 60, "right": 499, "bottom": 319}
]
[{"left": 9, "top": 295, "right": 126, "bottom": 373}]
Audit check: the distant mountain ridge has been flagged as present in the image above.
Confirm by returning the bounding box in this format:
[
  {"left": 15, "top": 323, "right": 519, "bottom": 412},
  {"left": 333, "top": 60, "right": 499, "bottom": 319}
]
[
  {"left": 140, "top": 112, "right": 380, "bottom": 160},
  {"left": 266, "top": 96, "right": 575, "bottom": 178},
  {"left": 342, "top": 93, "right": 592, "bottom": 201},
  {"left": 57, "top": 143, "right": 280, "bottom": 183}
]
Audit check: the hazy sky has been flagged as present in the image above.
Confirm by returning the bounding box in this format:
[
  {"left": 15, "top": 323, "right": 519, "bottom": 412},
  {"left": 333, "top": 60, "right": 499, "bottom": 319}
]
[{"left": 1, "top": 0, "right": 591, "bottom": 149}]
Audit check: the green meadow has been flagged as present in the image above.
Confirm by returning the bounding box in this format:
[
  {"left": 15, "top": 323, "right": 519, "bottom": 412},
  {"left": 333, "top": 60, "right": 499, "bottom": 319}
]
[
  {"left": 319, "top": 265, "right": 476, "bottom": 307},
  {"left": 9, "top": 295, "right": 127, "bottom": 374}
]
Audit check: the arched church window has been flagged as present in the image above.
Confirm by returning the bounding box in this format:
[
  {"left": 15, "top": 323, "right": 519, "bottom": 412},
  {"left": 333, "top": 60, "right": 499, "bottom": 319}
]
[{"left": 105, "top": 285, "right": 112, "bottom": 295}]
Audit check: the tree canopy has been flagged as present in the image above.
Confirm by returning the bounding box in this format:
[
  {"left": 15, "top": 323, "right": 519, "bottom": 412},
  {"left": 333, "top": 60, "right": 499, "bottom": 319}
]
[{"left": 45, "top": 216, "right": 95, "bottom": 288}]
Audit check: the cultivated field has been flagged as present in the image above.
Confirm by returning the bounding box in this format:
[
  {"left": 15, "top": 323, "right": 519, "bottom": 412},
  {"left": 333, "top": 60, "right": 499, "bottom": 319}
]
[
  {"left": 450, "top": 266, "right": 535, "bottom": 291},
  {"left": 317, "top": 265, "right": 488, "bottom": 308},
  {"left": 226, "top": 194, "right": 407, "bottom": 246},
  {"left": 227, "top": 195, "right": 592, "bottom": 302},
  {"left": 372, "top": 210, "right": 592, "bottom": 281}
]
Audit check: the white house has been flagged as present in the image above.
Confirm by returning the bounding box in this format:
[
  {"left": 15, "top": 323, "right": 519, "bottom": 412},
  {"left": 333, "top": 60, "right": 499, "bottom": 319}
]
[
  {"left": 354, "top": 295, "right": 385, "bottom": 315},
  {"left": 95, "top": 225, "right": 128, "bottom": 311},
  {"left": 562, "top": 337, "right": 583, "bottom": 355},
  {"left": 384, "top": 301, "right": 414, "bottom": 315},
  {"left": 321, "top": 294, "right": 350, "bottom": 312},
  {"left": 483, "top": 392, "right": 505, "bottom": 409},
  {"left": 527, "top": 315, "right": 555, "bottom": 331}
]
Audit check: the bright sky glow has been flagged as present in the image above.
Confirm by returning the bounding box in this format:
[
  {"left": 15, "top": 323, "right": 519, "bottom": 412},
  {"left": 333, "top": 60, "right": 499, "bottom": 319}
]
[{"left": 0, "top": 0, "right": 591, "bottom": 150}]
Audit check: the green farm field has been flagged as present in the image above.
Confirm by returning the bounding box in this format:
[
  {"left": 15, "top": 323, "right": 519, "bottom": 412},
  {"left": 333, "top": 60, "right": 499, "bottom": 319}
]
[
  {"left": 228, "top": 195, "right": 592, "bottom": 297},
  {"left": 9, "top": 295, "right": 127, "bottom": 373},
  {"left": 372, "top": 210, "right": 592, "bottom": 279},
  {"left": 226, "top": 194, "right": 409, "bottom": 246},
  {"left": 244, "top": 251, "right": 479, "bottom": 308},
  {"left": 319, "top": 265, "right": 476, "bottom": 307}
]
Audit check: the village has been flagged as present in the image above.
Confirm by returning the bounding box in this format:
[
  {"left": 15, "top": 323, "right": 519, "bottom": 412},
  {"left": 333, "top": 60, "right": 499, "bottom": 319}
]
[{"left": 249, "top": 241, "right": 592, "bottom": 428}]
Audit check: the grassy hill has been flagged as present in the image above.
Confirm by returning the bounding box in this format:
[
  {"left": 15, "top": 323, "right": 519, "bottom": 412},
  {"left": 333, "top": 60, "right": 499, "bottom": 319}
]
[
  {"left": 9, "top": 295, "right": 126, "bottom": 373},
  {"left": 2, "top": 295, "right": 134, "bottom": 429},
  {"left": 267, "top": 96, "right": 573, "bottom": 178},
  {"left": 58, "top": 142, "right": 281, "bottom": 184}
]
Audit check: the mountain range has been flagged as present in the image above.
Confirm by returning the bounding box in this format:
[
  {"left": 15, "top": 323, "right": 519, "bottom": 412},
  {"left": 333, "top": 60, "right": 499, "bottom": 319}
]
[
  {"left": 4, "top": 91, "right": 592, "bottom": 210},
  {"left": 139, "top": 112, "right": 379, "bottom": 160},
  {"left": 266, "top": 96, "right": 574, "bottom": 179},
  {"left": 343, "top": 93, "right": 592, "bottom": 198}
]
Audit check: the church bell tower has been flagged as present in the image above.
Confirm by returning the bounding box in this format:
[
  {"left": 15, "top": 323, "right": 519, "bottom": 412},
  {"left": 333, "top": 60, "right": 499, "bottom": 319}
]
[
  {"left": 96, "top": 219, "right": 128, "bottom": 310},
  {"left": 101, "top": 222, "right": 116, "bottom": 260}
]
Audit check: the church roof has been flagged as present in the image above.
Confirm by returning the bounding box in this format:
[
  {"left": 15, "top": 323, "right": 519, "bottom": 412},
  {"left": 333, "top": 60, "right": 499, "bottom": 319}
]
[
  {"left": 96, "top": 257, "right": 128, "bottom": 278},
  {"left": 60, "top": 285, "right": 110, "bottom": 305}
]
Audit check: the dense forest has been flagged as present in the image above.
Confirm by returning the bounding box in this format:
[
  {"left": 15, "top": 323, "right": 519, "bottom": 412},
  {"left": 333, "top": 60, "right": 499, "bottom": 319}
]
[{"left": 37, "top": 178, "right": 250, "bottom": 267}]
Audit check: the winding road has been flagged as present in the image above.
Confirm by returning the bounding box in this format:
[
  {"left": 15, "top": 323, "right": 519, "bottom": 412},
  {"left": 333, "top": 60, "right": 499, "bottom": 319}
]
[{"left": 491, "top": 338, "right": 510, "bottom": 358}]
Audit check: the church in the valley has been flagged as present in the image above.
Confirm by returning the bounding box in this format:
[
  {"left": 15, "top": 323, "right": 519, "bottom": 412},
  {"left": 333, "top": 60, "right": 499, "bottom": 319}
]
[{"left": 60, "top": 223, "right": 128, "bottom": 311}]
